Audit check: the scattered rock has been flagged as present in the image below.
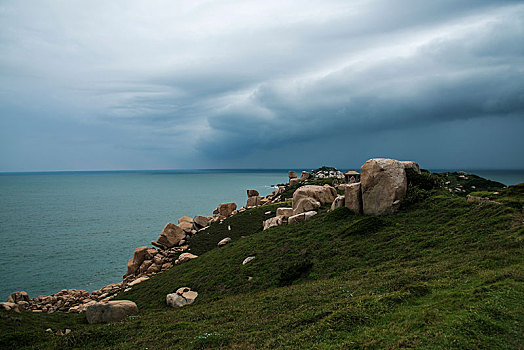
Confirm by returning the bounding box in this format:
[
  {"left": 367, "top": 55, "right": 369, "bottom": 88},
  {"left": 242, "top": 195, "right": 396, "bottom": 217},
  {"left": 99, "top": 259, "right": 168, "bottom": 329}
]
[
  {"left": 300, "top": 171, "right": 310, "bottom": 181},
  {"left": 128, "top": 276, "right": 149, "bottom": 287},
  {"left": 193, "top": 215, "right": 211, "bottom": 228},
  {"left": 276, "top": 207, "right": 294, "bottom": 218},
  {"left": 166, "top": 287, "right": 198, "bottom": 308},
  {"left": 361, "top": 158, "right": 407, "bottom": 216},
  {"left": 242, "top": 256, "right": 256, "bottom": 265},
  {"left": 265, "top": 211, "right": 271, "bottom": 215},
  {"left": 263, "top": 216, "right": 283, "bottom": 230},
  {"left": 178, "top": 216, "right": 194, "bottom": 224},
  {"left": 288, "top": 211, "right": 317, "bottom": 224},
  {"left": 175, "top": 252, "right": 198, "bottom": 264},
  {"left": 216, "top": 202, "right": 237, "bottom": 219},
  {"left": 217, "top": 237, "right": 232, "bottom": 247},
  {"left": 86, "top": 300, "right": 138, "bottom": 324},
  {"left": 7, "top": 291, "right": 30, "bottom": 304},
  {"left": 289, "top": 178, "right": 301, "bottom": 186}
]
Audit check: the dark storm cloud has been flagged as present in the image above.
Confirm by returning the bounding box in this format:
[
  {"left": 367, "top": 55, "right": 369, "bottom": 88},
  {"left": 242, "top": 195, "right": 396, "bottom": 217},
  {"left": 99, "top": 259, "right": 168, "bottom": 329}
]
[{"left": 0, "top": 0, "right": 523, "bottom": 170}]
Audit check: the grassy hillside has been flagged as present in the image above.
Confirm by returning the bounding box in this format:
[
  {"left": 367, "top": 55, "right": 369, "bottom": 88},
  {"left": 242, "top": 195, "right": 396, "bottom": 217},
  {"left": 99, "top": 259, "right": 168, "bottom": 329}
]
[{"left": 1, "top": 174, "right": 523, "bottom": 349}]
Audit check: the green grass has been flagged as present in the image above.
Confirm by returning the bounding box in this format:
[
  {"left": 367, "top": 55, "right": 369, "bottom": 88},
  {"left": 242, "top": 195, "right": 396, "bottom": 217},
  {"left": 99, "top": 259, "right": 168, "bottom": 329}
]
[{"left": 1, "top": 177, "right": 523, "bottom": 349}]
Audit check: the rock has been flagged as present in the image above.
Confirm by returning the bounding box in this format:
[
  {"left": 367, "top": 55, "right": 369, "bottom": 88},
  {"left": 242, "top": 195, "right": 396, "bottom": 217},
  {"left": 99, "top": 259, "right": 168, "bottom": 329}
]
[
  {"left": 288, "top": 171, "right": 298, "bottom": 179},
  {"left": 300, "top": 171, "right": 310, "bottom": 181},
  {"left": 161, "top": 262, "right": 173, "bottom": 270},
  {"left": 128, "top": 276, "right": 149, "bottom": 287},
  {"left": 263, "top": 216, "right": 283, "bottom": 230},
  {"left": 125, "top": 246, "right": 151, "bottom": 276},
  {"left": 146, "top": 263, "right": 161, "bottom": 274},
  {"left": 166, "top": 287, "right": 198, "bottom": 308},
  {"left": 360, "top": 158, "right": 407, "bottom": 216},
  {"left": 7, "top": 291, "right": 30, "bottom": 304},
  {"left": 276, "top": 207, "right": 294, "bottom": 218},
  {"left": 345, "top": 182, "right": 363, "bottom": 214},
  {"left": 86, "top": 300, "right": 138, "bottom": 324},
  {"left": 289, "top": 178, "right": 301, "bottom": 186},
  {"left": 178, "top": 221, "right": 194, "bottom": 233},
  {"left": 193, "top": 215, "right": 211, "bottom": 228},
  {"left": 217, "top": 237, "right": 232, "bottom": 247},
  {"left": 288, "top": 211, "right": 317, "bottom": 224},
  {"left": 247, "top": 189, "right": 259, "bottom": 197},
  {"left": 176, "top": 252, "right": 198, "bottom": 264},
  {"left": 139, "top": 260, "right": 153, "bottom": 274},
  {"left": 178, "top": 216, "right": 193, "bottom": 224},
  {"left": 246, "top": 196, "right": 262, "bottom": 207},
  {"left": 0, "top": 302, "right": 18, "bottom": 311},
  {"left": 152, "top": 223, "right": 186, "bottom": 249},
  {"left": 330, "top": 196, "right": 345, "bottom": 211},
  {"left": 45, "top": 328, "right": 53, "bottom": 333},
  {"left": 242, "top": 256, "right": 255, "bottom": 265},
  {"left": 292, "top": 185, "right": 337, "bottom": 215},
  {"left": 265, "top": 211, "right": 271, "bottom": 215},
  {"left": 400, "top": 161, "right": 421, "bottom": 174},
  {"left": 65, "top": 329, "right": 71, "bottom": 335},
  {"left": 153, "top": 254, "right": 163, "bottom": 265},
  {"left": 216, "top": 202, "right": 237, "bottom": 219},
  {"left": 293, "top": 197, "right": 321, "bottom": 215}
]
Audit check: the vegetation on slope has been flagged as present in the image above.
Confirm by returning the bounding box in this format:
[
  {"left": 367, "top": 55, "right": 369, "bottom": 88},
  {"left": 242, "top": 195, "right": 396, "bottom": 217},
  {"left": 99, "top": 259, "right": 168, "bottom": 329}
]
[{"left": 1, "top": 173, "right": 523, "bottom": 349}]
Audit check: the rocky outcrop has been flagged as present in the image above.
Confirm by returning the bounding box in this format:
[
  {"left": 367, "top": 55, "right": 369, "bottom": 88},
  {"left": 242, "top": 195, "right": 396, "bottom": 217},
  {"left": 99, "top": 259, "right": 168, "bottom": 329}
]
[
  {"left": 7, "top": 291, "right": 30, "bottom": 304},
  {"left": 292, "top": 185, "right": 337, "bottom": 215},
  {"left": 263, "top": 216, "right": 283, "bottom": 230},
  {"left": 152, "top": 223, "right": 186, "bottom": 249},
  {"left": 246, "top": 196, "right": 262, "bottom": 207},
  {"left": 86, "top": 300, "right": 138, "bottom": 324},
  {"left": 289, "top": 178, "right": 301, "bottom": 186},
  {"left": 288, "top": 171, "right": 298, "bottom": 179},
  {"left": 217, "top": 237, "right": 232, "bottom": 247},
  {"left": 345, "top": 182, "right": 363, "bottom": 214},
  {"left": 300, "top": 171, "right": 310, "bottom": 181},
  {"left": 288, "top": 211, "right": 317, "bottom": 224},
  {"left": 166, "top": 287, "right": 198, "bottom": 308},
  {"left": 361, "top": 158, "right": 407, "bottom": 216}
]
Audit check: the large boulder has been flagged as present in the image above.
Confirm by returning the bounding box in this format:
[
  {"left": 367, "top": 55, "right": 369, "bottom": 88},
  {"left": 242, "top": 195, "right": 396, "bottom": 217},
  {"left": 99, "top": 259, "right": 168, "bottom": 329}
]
[
  {"left": 152, "top": 223, "right": 186, "bottom": 248},
  {"left": 247, "top": 189, "right": 259, "bottom": 197},
  {"left": 216, "top": 202, "right": 237, "bottom": 219},
  {"left": 360, "top": 158, "right": 407, "bottom": 216},
  {"left": 292, "top": 185, "right": 336, "bottom": 214},
  {"left": 288, "top": 171, "right": 298, "bottom": 179},
  {"left": 246, "top": 196, "right": 262, "bottom": 207},
  {"left": 276, "top": 207, "right": 294, "bottom": 218},
  {"left": 263, "top": 216, "right": 283, "bottom": 230},
  {"left": 175, "top": 252, "right": 198, "bottom": 264},
  {"left": 178, "top": 221, "right": 194, "bottom": 233},
  {"left": 86, "top": 300, "right": 138, "bottom": 324},
  {"left": 345, "top": 182, "right": 363, "bottom": 214},
  {"left": 193, "top": 215, "right": 211, "bottom": 228},
  {"left": 293, "top": 197, "right": 321, "bottom": 215},
  {"left": 166, "top": 287, "right": 198, "bottom": 308},
  {"left": 330, "top": 196, "right": 345, "bottom": 211},
  {"left": 400, "top": 161, "right": 421, "bottom": 174},
  {"left": 125, "top": 246, "right": 150, "bottom": 276},
  {"left": 288, "top": 211, "right": 317, "bottom": 224},
  {"left": 178, "top": 216, "right": 193, "bottom": 224}
]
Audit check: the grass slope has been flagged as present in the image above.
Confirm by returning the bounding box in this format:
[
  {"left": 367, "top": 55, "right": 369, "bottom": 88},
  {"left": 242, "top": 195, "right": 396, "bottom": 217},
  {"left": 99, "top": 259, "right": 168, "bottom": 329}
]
[{"left": 1, "top": 176, "right": 523, "bottom": 349}]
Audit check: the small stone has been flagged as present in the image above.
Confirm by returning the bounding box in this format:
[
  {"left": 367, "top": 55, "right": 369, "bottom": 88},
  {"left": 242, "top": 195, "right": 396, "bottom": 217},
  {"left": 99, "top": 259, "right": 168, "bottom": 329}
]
[
  {"left": 45, "top": 328, "right": 53, "bottom": 333},
  {"left": 242, "top": 256, "right": 255, "bottom": 265},
  {"left": 217, "top": 237, "right": 232, "bottom": 247}
]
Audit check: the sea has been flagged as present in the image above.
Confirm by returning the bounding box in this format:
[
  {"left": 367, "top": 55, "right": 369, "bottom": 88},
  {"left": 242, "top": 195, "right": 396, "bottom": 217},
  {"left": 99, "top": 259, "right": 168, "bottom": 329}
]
[{"left": 0, "top": 169, "right": 522, "bottom": 301}]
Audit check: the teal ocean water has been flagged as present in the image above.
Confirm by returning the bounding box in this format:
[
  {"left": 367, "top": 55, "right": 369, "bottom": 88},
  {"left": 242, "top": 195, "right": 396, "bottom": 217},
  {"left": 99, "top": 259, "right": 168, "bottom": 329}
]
[{"left": 0, "top": 169, "right": 522, "bottom": 301}]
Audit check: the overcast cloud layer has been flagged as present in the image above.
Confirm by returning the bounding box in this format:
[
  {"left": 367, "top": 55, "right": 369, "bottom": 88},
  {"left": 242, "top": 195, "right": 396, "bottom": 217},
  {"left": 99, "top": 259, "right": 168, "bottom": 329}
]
[{"left": 1, "top": 0, "right": 523, "bottom": 171}]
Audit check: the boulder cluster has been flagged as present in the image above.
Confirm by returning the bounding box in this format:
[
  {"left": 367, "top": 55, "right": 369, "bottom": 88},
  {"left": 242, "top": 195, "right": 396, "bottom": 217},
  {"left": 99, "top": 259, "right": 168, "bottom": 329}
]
[{"left": 2, "top": 158, "right": 420, "bottom": 323}]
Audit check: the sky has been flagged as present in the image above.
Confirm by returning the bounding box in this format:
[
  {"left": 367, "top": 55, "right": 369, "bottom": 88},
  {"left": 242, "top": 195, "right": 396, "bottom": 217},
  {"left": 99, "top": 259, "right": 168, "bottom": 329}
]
[{"left": 1, "top": 0, "right": 523, "bottom": 171}]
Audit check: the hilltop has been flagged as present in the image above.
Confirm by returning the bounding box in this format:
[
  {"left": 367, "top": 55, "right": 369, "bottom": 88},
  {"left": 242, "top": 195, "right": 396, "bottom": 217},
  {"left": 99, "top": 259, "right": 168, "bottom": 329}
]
[{"left": 1, "top": 164, "right": 523, "bottom": 349}]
